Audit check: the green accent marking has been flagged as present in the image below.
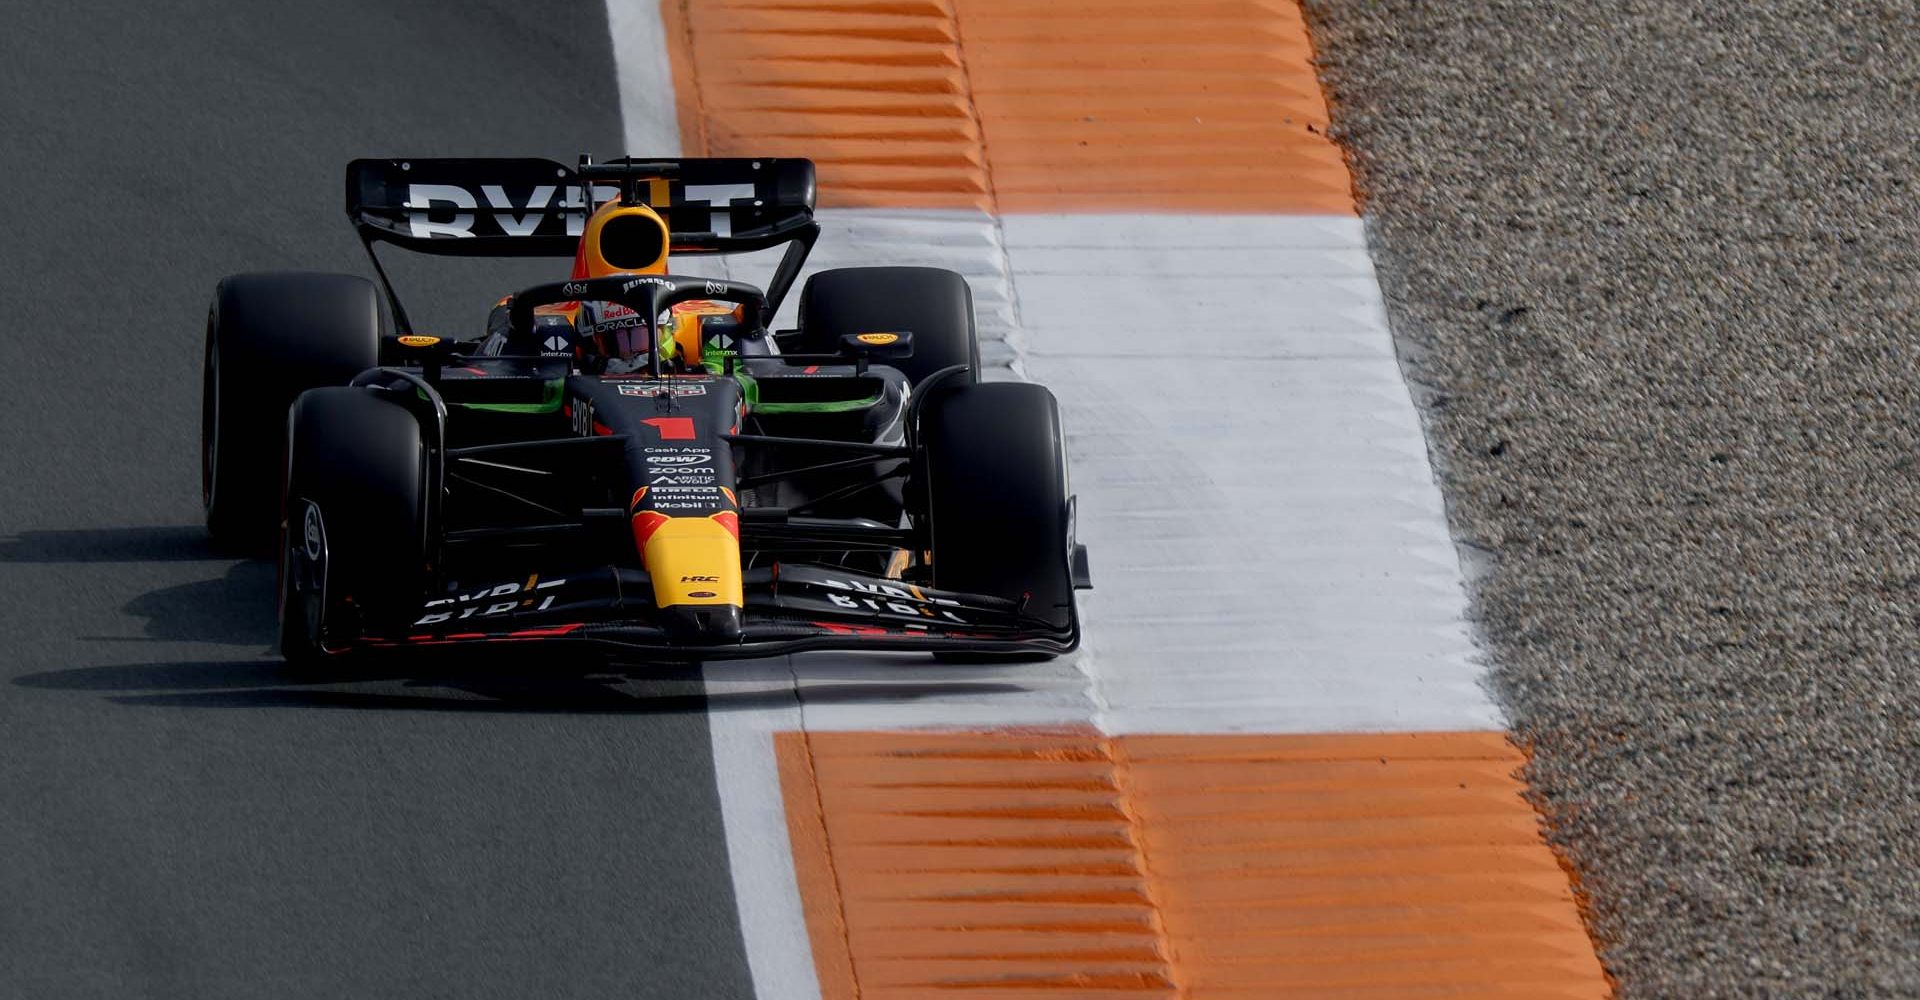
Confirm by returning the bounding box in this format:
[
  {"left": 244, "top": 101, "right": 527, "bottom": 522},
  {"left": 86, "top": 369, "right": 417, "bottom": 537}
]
[
  {"left": 751, "top": 395, "right": 882, "bottom": 415},
  {"left": 424, "top": 379, "right": 566, "bottom": 415},
  {"left": 453, "top": 400, "right": 564, "bottom": 414},
  {"left": 703, "top": 351, "right": 880, "bottom": 415}
]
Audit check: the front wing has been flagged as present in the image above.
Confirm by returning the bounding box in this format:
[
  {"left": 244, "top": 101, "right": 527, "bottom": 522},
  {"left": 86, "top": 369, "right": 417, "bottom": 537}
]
[{"left": 343, "top": 563, "right": 1077, "bottom": 659}]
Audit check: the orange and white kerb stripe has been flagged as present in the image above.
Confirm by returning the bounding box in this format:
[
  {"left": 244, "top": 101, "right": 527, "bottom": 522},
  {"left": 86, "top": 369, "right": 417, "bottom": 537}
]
[{"left": 605, "top": 0, "right": 1614, "bottom": 996}]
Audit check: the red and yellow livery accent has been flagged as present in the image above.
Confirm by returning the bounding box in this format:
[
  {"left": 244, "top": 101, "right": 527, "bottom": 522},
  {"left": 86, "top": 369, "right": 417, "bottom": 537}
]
[{"left": 632, "top": 510, "right": 744, "bottom": 609}]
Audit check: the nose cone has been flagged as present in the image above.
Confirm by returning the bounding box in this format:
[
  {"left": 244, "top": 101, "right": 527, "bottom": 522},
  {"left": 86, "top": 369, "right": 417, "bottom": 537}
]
[
  {"left": 659, "top": 604, "right": 744, "bottom": 644},
  {"left": 636, "top": 513, "right": 745, "bottom": 645}
]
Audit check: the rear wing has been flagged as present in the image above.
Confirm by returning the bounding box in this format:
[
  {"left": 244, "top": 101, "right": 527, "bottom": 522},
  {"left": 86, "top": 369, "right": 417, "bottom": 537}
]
[{"left": 345, "top": 156, "right": 819, "bottom": 331}]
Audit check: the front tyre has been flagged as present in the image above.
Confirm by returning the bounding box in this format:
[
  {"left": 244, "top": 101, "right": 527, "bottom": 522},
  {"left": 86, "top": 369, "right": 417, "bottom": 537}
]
[
  {"left": 278, "top": 387, "right": 428, "bottom": 668},
  {"left": 919, "top": 382, "right": 1078, "bottom": 645}
]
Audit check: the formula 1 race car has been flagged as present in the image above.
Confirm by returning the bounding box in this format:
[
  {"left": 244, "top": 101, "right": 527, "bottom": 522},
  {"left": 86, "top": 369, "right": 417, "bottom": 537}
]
[{"left": 201, "top": 156, "right": 1088, "bottom": 665}]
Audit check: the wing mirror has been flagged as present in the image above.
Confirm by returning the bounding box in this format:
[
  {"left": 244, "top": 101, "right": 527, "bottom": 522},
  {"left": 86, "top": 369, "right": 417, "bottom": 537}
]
[
  {"left": 384, "top": 333, "right": 460, "bottom": 381},
  {"left": 839, "top": 331, "right": 914, "bottom": 361}
]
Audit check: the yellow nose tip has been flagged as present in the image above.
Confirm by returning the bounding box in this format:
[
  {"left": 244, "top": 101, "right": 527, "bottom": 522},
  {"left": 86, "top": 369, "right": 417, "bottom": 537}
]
[{"left": 640, "top": 515, "right": 743, "bottom": 608}]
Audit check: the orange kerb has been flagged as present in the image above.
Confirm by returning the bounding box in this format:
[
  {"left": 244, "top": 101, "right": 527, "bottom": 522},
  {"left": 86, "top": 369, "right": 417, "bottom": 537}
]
[
  {"left": 663, "top": 0, "right": 1356, "bottom": 213},
  {"left": 661, "top": 0, "right": 993, "bottom": 211},
  {"left": 777, "top": 729, "right": 1611, "bottom": 999}
]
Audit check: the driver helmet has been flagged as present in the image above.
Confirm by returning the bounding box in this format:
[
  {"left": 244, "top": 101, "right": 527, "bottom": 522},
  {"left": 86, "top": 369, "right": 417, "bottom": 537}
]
[{"left": 571, "top": 199, "right": 671, "bottom": 371}]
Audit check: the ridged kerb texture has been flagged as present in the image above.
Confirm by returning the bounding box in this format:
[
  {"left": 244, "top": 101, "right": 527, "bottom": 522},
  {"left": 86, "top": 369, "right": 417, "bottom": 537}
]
[
  {"left": 780, "top": 730, "right": 1609, "bottom": 999},
  {"left": 664, "top": 0, "right": 1354, "bottom": 212}
]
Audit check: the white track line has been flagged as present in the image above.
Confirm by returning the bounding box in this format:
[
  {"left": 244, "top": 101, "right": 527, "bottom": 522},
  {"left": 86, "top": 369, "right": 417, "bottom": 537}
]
[{"left": 701, "top": 663, "right": 818, "bottom": 1000}]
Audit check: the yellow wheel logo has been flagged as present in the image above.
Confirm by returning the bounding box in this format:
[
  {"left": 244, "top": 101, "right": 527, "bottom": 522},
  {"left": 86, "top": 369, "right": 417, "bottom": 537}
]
[
  {"left": 856, "top": 332, "right": 899, "bottom": 345},
  {"left": 397, "top": 335, "right": 441, "bottom": 348}
]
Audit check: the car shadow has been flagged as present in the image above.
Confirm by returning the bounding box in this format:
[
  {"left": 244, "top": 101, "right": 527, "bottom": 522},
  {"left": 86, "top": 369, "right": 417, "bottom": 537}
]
[
  {"left": 0, "top": 525, "right": 277, "bottom": 648},
  {"left": 118, "top": 562, "right": 279, "bottom": 647},
  {"left": 0, "top": 525, "right": 221, "bottom": 563}
]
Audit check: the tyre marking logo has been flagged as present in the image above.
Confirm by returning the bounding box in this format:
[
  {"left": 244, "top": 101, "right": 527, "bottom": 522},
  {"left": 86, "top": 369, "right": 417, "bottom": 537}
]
[{"left": 301, "top": 504, "right": 324, "bottom": 561}]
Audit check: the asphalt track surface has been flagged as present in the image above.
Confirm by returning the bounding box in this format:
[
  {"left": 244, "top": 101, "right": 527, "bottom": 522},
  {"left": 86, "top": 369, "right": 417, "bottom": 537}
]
[
  {"left": 1306, "top": 1, "right": 1920, "bottom": 996},
  {"left": 0, "top": 2, "right": 754, "bottom": 997}
]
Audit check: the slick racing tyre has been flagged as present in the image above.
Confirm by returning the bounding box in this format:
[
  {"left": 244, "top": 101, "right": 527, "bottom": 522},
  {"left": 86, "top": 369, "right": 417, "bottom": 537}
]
[
  {"left": 795, "top": 266, "right": 981, "bottom": 386},
  {"left": 203, "top": 272, "right": 382, "bottom": 555},
  {"left": 919, "top": 382, "right": 1077, "bottom": 641},
  {"left": 279, "top": 387, "right": 428, "bottom": 668}
]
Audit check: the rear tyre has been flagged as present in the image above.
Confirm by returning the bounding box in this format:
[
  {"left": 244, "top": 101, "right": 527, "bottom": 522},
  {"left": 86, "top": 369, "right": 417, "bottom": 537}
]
[
  {"left": 279, "top": 387, "right": 428, "bottom": 668},
  {"left": 795, "top": 266, "right": 980, "bottom": 386},
  {"left": 204, "top": 272, "right": 383, "bottom": 555},
  {"left": 919, "top": 382, "right": 1077, "bottom": 647}
]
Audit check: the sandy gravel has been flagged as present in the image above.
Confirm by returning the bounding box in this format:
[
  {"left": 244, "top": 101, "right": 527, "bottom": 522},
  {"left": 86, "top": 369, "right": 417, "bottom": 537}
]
[{"left": 1300, "top": 1, "right": 1920, "bottom": 995}]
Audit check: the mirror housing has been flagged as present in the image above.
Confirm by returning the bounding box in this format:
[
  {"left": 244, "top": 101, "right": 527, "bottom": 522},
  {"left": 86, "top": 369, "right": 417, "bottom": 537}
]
[
  {"left": 384, "top": 333, "right": 460, "bottom": 381},
  {"left": 838, "top": 331, "right": 914, "bottom": 360}
]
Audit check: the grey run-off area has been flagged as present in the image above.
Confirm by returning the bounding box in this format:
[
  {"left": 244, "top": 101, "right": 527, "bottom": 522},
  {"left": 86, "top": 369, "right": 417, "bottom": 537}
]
[
  {"left": 0, "top": 1, "right": 755, "bottom": 997},
  {"left": 1304, "top": 1, "right": 1919, "bottom": 996}
]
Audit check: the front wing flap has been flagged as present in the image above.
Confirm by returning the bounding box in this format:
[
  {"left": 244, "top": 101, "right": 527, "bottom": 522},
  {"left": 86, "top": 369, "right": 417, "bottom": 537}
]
[{"left": 351, "top": 563, "right": 1076, "bottom": 659}]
